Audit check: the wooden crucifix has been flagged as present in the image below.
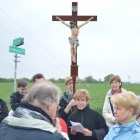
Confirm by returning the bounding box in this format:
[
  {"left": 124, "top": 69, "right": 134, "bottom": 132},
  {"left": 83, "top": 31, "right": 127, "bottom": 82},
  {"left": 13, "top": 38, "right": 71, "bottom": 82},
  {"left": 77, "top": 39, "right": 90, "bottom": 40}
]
[{"left": 52, "top": 2, "right": 97, "bottom": 94}]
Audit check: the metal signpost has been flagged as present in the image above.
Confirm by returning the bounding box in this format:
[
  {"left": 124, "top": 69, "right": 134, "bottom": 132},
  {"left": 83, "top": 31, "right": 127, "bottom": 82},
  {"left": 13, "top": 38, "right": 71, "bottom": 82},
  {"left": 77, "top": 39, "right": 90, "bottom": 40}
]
[{"left": 9, "top": 37, "right": 25, "bottom": 92}]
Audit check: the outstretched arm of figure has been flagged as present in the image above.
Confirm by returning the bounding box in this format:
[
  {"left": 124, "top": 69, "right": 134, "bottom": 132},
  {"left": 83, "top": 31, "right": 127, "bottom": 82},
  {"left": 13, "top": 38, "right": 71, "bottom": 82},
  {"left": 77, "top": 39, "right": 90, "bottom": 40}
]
[
  {"left": 78, "top": 17, "right": 94, "bottom": 28},
  {"left": 56, "top": 16, "right": 70, "bottom": 27}
]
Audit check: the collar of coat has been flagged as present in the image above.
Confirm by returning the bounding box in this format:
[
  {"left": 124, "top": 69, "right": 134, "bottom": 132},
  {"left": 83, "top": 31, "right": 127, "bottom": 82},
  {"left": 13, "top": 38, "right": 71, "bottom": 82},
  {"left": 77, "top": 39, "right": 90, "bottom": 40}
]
[
  {"left": 113, "top": 119, "right": 140, "bottom": 134},
  {"left": 4, "top": 116, "right": 56, "bottom": 133},
  {"left": 4, "top": 116, "right": 69, "bottom": 140}
]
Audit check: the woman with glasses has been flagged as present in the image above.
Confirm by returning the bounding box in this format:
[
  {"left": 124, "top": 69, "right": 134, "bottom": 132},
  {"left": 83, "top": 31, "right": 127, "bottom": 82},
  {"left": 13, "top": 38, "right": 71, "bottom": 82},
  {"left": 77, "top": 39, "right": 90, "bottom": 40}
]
[
  {"left": 58, "top": 76, "right": 76, "bottom": 125},
  {"left": 68, "top": 89, "right": 108, "bottom": 140}
]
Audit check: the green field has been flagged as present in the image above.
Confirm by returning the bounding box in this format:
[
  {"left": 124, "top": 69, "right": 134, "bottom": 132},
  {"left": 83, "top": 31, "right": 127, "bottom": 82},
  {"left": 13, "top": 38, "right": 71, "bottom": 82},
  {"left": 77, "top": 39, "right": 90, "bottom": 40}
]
[{"left": 0, "top": 82, "right": 140, "bottom": 114}]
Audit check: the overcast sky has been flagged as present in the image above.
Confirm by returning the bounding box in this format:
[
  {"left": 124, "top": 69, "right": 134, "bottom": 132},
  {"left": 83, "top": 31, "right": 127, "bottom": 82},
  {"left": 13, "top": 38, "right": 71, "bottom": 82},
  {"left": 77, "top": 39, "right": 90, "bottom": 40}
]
[{"left": 0, "top": 0, "right": 140, "bottom": 82}]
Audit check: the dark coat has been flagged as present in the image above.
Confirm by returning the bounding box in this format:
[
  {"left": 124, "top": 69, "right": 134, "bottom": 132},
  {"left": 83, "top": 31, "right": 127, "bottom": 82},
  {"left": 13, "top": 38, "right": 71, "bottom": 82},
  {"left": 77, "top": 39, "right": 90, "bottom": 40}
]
[
  {"left": 58, "top": 92, "right": 73, "bottom": 124},
  {"left": 10, "top": 91, "right": 24, "bottom": 111},
  {"left": 68, "top": 105, "right": 108, "bottom": 140},
  {"left": 0, "top": 98, "right": 8, "bottom": 123},
  {"left": 0, "top": 102, "right": 67, "bottom": 140},
  {"left": 0, "top": 122, "right": 66, "bottom": 140}
]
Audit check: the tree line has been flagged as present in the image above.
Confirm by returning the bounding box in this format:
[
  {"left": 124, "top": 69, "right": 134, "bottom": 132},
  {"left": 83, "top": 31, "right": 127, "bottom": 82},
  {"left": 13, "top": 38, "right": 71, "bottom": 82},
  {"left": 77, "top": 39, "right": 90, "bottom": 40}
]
[{"left": 0, "top": 74, "right": 114, "bottom": 83}]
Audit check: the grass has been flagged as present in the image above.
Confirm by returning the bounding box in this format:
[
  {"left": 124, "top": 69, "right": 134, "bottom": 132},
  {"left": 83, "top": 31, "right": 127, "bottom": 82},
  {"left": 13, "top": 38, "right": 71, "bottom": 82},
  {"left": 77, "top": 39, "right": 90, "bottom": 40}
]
[{"left": 0, "top": 82, "right": 140, "bottom": 114}]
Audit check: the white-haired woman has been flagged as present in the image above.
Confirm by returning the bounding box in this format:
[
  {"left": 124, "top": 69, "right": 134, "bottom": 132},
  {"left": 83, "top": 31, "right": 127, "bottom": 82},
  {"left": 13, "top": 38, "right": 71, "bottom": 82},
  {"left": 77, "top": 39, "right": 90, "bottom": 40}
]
[{"left": 104, "top": 91, "right": 140, "bottom": 140}]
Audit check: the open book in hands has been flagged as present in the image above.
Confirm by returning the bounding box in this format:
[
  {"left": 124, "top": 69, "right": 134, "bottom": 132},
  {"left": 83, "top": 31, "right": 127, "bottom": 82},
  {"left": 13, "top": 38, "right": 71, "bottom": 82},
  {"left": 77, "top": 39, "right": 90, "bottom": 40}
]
[{"left": 70, "top": 121, "right": 84, "bottom": 133}]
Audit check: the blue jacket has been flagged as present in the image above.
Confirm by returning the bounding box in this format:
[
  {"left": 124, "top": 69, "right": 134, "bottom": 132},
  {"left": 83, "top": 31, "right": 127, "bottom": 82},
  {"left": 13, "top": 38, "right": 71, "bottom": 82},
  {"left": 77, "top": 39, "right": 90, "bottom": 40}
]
[{"left": 104, "top": 120, "right": 140, "bottom": 140}]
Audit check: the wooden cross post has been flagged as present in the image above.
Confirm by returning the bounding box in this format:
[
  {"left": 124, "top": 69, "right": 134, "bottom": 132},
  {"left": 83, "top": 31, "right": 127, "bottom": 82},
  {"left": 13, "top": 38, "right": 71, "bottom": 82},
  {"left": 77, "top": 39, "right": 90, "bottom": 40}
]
[{"left": 52, "top": 2, "right": 97, "bottom": 94}]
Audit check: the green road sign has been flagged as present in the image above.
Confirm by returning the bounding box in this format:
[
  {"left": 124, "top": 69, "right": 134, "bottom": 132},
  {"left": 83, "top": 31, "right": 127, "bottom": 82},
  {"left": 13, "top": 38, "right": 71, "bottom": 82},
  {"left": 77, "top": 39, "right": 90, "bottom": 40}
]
[
  {"left": 13, "top": 37, "right": 24, "bottom": 46},
  {"left": 9, "top": 46, "right": 25, "bottom": 55}
]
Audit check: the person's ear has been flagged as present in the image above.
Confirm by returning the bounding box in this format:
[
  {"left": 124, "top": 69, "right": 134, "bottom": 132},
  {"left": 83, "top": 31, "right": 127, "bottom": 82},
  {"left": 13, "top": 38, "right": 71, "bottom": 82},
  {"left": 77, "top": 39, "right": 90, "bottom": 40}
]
[
  {"left": 46, "top": 100, "right": 52, "bottom": 111},
  {"left": 129, "top": 108, "right": 134, "bottom": 116},
  {"left": 48, "top": 102, "right": 52, "bottom": 110}
]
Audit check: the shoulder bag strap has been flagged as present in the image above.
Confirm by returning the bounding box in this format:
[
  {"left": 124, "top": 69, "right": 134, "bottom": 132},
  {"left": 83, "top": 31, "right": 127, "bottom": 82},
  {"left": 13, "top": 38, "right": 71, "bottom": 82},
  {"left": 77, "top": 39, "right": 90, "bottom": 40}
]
[{"left": 108, "top": 97, "right": 114, "bottom": 116}]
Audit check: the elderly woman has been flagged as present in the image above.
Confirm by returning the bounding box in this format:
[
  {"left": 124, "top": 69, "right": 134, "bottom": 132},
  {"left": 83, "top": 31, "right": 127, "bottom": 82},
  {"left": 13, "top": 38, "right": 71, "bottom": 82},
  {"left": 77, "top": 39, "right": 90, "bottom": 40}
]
[
  {"left": 104, "top": 91, "right": 140, "bottom": 140},
  {"left": 0, "top": 83, "right": 68, "bottom": 140},
  {"left": 68, "top": 89, "right": 108, "bottom": 140},
  {"left": 102, "top": 75, "right": 127, "bottom": 128}
]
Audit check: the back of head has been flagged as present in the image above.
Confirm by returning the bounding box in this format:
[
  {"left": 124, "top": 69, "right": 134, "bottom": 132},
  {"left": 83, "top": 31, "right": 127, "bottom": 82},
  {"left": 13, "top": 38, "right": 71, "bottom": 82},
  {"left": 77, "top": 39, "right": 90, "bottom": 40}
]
[
  {"left": 32, "top": 73, "right": 45, "bottom": 83},
  {"left": 17, "top": 79, "right": 28, "bottom": 88},
  {"left": 111, "top": 91, "right": 140, "bottom": 115},
  {"left": 22, "top": 82, "right": 62, "bottom": 107}
]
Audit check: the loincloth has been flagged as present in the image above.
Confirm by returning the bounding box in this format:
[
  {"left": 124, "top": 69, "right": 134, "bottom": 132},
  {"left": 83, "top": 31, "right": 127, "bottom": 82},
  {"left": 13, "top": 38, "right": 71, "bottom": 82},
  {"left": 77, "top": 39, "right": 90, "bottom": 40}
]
[{"left": 68, "top": 37, "right": 80, "bottom": 47}]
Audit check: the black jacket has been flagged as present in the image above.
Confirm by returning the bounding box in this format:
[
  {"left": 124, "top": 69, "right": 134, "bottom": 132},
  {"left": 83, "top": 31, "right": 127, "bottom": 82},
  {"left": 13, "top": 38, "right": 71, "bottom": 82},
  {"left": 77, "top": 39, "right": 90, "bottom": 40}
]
[
  {"left": 10, "top": 91, "right": 24, "bottom": 111},
  {"left": 0, "top": 98, "right": 8, "bottom": 123},
  {"left": 68, "top": 105, "right": 108, "bottom": 140}
]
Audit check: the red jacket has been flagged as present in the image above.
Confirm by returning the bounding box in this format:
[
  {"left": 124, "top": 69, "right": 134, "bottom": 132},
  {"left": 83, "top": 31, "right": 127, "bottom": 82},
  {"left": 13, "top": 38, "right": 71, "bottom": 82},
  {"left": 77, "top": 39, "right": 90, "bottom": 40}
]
[{"left": 59, "top": 118, "right": 68, "bottom": 134}]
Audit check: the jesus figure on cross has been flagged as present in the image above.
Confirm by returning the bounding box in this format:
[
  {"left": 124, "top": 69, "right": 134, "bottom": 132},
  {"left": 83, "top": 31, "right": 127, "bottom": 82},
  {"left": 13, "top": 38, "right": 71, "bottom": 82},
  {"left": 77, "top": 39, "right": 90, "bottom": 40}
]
[{"left": 56, "top": 16, "right": 94, "bottom": 63}]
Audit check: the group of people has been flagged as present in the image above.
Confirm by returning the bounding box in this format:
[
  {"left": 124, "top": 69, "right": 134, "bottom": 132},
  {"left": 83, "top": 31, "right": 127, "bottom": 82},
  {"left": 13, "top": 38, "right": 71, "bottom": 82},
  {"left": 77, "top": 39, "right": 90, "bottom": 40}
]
[{"left": 0, "top": 74, "right": 140, "bottom": 140}]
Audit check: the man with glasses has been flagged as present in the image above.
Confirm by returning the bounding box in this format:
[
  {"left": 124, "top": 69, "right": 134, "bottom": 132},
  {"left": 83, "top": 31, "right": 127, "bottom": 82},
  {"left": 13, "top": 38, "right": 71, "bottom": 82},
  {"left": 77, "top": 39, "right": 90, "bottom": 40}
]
[
  {"left": 58, "top": 76, "right": 76, "bottom": 125},
  {"left": 32, "top": 73, "right": 69, "bottom": 135},
  {"left": 0, "top": 82, "right": 69, "bottom": 140}
]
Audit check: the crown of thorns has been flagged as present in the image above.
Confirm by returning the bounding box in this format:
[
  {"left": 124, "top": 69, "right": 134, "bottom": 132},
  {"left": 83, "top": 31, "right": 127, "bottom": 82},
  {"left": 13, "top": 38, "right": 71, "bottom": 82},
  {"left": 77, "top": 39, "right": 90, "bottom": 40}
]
[{"left": 69, "top": 21, "right": 76, "bottom": 25}]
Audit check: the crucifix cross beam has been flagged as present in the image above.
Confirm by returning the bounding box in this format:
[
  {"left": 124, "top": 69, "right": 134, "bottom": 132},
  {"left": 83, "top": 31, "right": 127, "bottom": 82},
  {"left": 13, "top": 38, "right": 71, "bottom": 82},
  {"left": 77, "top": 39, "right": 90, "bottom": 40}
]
[
  {"left": 52, "top": 2, "right": 97, "bottom": 95},
  {"left": 52, "top": 2, "right": 97, "bottom": 24}
]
